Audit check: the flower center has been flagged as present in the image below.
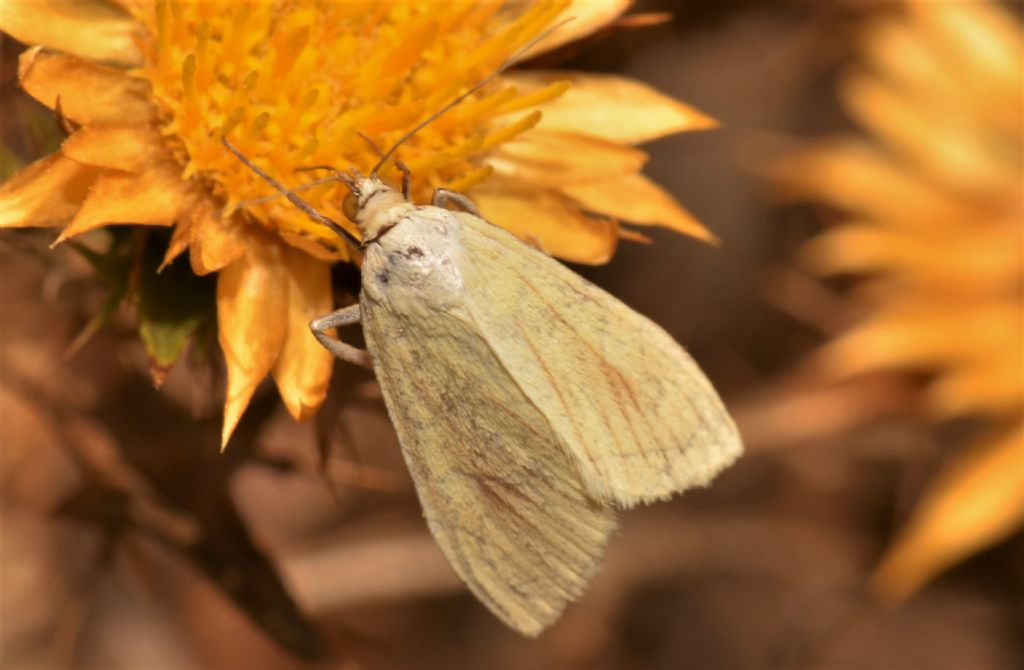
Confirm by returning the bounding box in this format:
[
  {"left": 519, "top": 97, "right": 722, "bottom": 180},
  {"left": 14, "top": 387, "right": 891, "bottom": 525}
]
[{"left": 132, "top": 0, "right": 570, "bottom": 255}]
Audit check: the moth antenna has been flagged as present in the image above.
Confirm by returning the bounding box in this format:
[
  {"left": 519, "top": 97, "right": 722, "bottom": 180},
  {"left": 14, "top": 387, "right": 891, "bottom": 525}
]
[
  {"left": 357, "top": 131, "right": 386, "bottom": 158},
  {"left": 370, "top": 17, "right": 573, "bottom": 178},
  {"left": 235, "top": 174, "right": 337, "bottom": 208},
  {"left": 294, "top": 164, "right": 345, "bottom": 175},
  {"left": 220, "top": 137, "right": 362, "bottom": 252},
  {"left": 234, "top": 165, "right": 343, "bottom": 208},
  {"left": 355, "top": 132, "right": 411, "bottom": 196}
]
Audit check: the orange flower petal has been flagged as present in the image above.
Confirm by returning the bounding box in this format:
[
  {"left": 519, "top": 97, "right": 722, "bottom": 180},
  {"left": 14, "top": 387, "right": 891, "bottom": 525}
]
[
  {"left": 217, "top": 233, "right": 289, "bottom": 449},
  {"left": 770, "top": 139, "right": 978, "bottom": 228},
  {"left": 617, "top": 227, "right": 652, "bottom": 244},
  {"left": 61, "top": 124, "right": 165, "bottom": 173},
  {"left": 503, "top": 71, "right": 717, "bottom": 144},
  {"left": 522, "top": 0, "right": 632, "bottom": 58},
  {"left": 159, "top": 219, "right": 192, "bottom": 271},
  {"left": 906, "top": 1, "right": 1024, "bottom": 112},
  {"left": 802, "top": 220, "right": 1020, "bottom": 295},
  {"left": 862, "top": 18, "right": 957, "bottom": 109},
  {"left": 18, "top": 46, "right": 154, "bottom": 125},
  {"left": 278, "top": 231, "right": 352, "bottom": 264},
  {"left": 819, "top": 301, "right": 1019, "bottom": 379},
  {"left": 0, "top": 153, "right": 97, "bottom": 228},
  {"left": 56, "top": 162, "right": 194, "bottom": 243},
  {"left": 489, "top": 130, "right": 647, "bottom": 184},
  {"left": 840, "top": 71, "right": 1017, "bottom": 197},
  {"left": 560, "top": 172, "right": 715, "bottom": 242},
  {"left": 864, "top": 14, "right": 1021, "bottom": 134},
  {"left": 0, "top": 0, "right": 142, "bottom": 67},
  {"left": 105, "top": 0, "right": 149, "bottom": 17},
  {"left": 189, "top": 201, "right": 249, "bottom": 276},
  {"left": 926, "top": 346, "right": 1024, "bottom": 419},
  {"left": 272, "top": 248, "right": 335, "bottom": 421},
  {"left": 471, "top": 181, "right": 619, "bottom": 265},
  {"left": 871, "top": 421, "right": 1024, "bottom": 604}
]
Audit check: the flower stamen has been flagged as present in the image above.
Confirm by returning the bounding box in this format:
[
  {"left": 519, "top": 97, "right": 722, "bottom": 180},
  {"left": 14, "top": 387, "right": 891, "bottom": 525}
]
[
  {"left": 499, "top": 80, "right": 573, "bottom": 115},
  {"left": 479, "top": 110, "right": 543, "bottom": 153},
  {"left": 131, "top": 0, "right": 572, "bottom": 256}
]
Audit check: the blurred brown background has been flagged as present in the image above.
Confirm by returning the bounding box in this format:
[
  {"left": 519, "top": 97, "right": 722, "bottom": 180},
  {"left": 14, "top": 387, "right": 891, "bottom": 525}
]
[{"left": 2, "top": 2, "right": 1022, "bottom": 669}]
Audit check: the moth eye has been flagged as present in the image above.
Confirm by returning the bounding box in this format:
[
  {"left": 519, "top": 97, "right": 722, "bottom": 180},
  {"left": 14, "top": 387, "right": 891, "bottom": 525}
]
[{"left": 342, "top": 192, "right": 360, "bottom": 222}]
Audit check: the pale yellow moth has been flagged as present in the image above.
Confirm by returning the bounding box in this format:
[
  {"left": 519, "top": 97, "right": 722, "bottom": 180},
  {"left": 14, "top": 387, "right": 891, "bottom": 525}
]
[
  {"left": 225, "top": 136, "right": 743, "bottom": 634},
  {"left": 221, "top": 43, "right": 742, "bottom": 636}
]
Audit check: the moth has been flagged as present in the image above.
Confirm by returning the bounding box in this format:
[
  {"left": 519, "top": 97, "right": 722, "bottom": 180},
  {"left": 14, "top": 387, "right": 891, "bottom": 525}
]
[
  {"left": 225, "top": 136, "right": 742, "bottom": 634},
  {"left": 221, "top": 48, "right": 741, "bottom": 637}
]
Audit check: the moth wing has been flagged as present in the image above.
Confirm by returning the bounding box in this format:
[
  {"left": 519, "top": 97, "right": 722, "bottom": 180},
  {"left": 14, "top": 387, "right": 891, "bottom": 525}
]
[
  {"left": 360, "top": 295, "right": 617, "bottom": 636},
  {"left": 456, "top": 212, "right": 743, "bottom": 507}
]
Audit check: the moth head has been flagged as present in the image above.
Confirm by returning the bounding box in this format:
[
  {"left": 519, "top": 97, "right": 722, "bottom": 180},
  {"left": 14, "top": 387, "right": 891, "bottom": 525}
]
[
  {"left": 335, "top": 167, "right": 379, "bottom": 222},
  {"left": 335, "top": 167, "right": 363, "bottom": 223},
  {"left": 338, "top": 169, "right": 402, "bottom": 234}
]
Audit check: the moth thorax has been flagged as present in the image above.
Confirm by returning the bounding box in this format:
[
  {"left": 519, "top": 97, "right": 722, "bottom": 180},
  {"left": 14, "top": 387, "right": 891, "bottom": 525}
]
[{"left": 356, "top": 180, "right": 409, "bottom": 239}]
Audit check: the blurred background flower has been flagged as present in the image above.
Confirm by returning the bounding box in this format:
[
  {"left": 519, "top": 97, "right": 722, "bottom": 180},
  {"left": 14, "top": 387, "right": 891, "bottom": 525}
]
[
  {"left": 0, "top": 0, "right": 714, "bottom": 447},
  {"left": 772, "top": 0, "right": 1023, "bottom": 605}
]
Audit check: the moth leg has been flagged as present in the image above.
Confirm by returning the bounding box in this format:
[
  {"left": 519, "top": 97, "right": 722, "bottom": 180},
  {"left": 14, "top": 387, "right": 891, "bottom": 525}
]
[
  {"left": 432, "top": 188, "right": 482, "bottom": 217},
  {"left": 394, "top": 159, "right": 412, "bottom": 200},
  {"left": 309, "top": 304, "right": 373, "bottom": 369}
]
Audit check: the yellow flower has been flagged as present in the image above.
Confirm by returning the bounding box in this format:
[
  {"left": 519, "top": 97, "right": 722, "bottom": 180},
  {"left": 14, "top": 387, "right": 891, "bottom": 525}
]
[
  {"left": 772, "top": 0, "right": 1023, "bottom": 602},
  {"left": 0, "top": 0, "right": 717, "bottom": 447}
]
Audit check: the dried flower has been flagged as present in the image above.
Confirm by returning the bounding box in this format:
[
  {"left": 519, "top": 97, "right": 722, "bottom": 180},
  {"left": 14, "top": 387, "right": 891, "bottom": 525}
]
[
  {"left": 773, "top": 0, "right": 1023, "bottom": 601},
  {"left": 0, "top": 0, "right": 717, "bottom": 446}
]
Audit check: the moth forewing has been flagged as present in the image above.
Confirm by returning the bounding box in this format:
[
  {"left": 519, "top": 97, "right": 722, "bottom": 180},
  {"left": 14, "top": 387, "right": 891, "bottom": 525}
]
[
  {"left": 351, "top": 197, "right": 740, "bottom": 634},
  {"left": 452, "top": 211, "right": 743, "bottom": 507},
  {"left": 357, "top": 213, "right": 617, "bottom": 635}
]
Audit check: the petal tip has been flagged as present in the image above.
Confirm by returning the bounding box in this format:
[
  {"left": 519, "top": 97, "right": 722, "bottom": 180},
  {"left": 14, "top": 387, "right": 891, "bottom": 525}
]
[
  {"left": 673, "top": 102, "right": 721, "bottom": 132},
  {"left": 49, "top": 231, "right": 70, "bottom": 248},
  {"left": 700, "top": 229, "right": 722, "bottom": 247},
  {"left": 220, "top": 411, "right": 240, "bottom": 452}
]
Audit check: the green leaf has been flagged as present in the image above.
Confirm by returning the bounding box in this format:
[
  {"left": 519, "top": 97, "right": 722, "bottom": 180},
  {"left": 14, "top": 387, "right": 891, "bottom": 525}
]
[
  {"left": 63, "top": 232, "right": 134, "bottom": 359},
  {"left": 137, "top": 236, "right": 216, "bottom": 387},
  {"left": 0, "top": 142, "right": 24, "bottom": 180}
]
